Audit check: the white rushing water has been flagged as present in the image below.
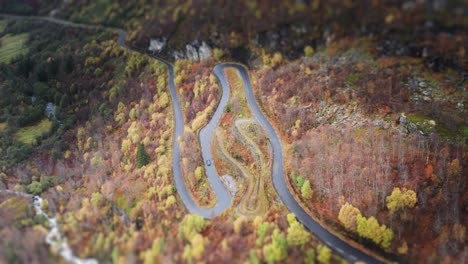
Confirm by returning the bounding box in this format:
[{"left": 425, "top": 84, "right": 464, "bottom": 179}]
[
  {"left": 1, "top": 190, "right": 98, "bottom": 264},
  {"left": 32, "top": 196, "right": 99, "bottom": 264}
]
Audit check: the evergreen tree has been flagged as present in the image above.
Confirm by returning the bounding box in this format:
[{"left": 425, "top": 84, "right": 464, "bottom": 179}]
[
  {"left": 64, "top": 54, "right": 74, "bottom": 74},
  {"left": 136, "top": 143, "right": 150, "bottom": 168}
]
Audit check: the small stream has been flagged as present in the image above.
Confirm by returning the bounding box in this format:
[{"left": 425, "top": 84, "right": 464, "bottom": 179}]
[
  {"left": 1, "top": 190, "right": 98, "bottom": 264},
  {"left": 32, "top": 196, "right": 98, "bottom": 264}
]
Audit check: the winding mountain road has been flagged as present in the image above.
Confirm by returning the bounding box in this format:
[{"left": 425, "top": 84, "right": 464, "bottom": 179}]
[
  {"left": 0, "top": 13, "right": 387, "bottom": 263},
  {"left": 119, "top": 31, "right": 232, "bottom": 219},
  {"left": 214, "top": 65, "right": 385, "bottom": 263}
]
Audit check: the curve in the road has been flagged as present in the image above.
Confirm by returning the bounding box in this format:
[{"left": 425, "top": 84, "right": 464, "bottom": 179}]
[
  {"left": 1, "top": 13, "right": 389, "bottom": 263},
  {"left": 1, "top": 13, "right": 233, "bottom": 219},
  {"left": 118, "top": 31, "right": 232, "bottom": 219},
  {"left": 213, "top": 64, "right": 384, "bottom": 264}
]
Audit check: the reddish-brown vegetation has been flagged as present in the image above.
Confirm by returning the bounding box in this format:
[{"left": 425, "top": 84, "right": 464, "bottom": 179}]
[
  {"left": 175, "top": 59, "right": 220, "bottom": 207},
  {"left": 255, "top": 38, "right": 467, "bottom": 262}
]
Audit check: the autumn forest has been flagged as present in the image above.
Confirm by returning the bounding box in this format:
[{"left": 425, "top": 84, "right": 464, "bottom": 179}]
[{"left": 0, "top": 1, "right": 466, "bottom": 264}]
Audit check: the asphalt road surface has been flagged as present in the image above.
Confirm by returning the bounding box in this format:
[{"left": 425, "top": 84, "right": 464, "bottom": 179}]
[{"left": 0, "top": 14, "right": 388, "bottom": 263}]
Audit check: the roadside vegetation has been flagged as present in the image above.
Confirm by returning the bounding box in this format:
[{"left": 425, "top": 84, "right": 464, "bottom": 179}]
[
  {"left": 174, "top": 59, "right": 220, "bottom": 207},
  {"left": 0, "top": 1, "right": 465, "bottom": 263},
  {"left": 256, "top": 36, "right": 466, "bottom": 262},
  {"left": 211, "top": 68, "right": 272, "bottom": 216},
  {"left": 0, "top": 18, "right": 344, "bottom": 261}
]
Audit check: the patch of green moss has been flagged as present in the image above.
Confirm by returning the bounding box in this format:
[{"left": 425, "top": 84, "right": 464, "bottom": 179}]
[
  {"left": 406, "top": 113, "right": 431, "bottom": 124},
  {"left": 407, "top": 113, "right": 438, "bottom": 134},
  {"left": 407, "top": 113, "right": 466, "bottom": 143},
  {"left": 435, "top": 124, "right": 467, "bottom": 143}
]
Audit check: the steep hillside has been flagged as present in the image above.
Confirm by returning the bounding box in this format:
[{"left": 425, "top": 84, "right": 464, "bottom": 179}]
[{"left": 0, "top": 1, "right": 466, "bottom": 263}]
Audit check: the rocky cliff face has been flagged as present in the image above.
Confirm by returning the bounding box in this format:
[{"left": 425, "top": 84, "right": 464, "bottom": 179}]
[
  {"left": 148, "top": 38, "right": 166, "bottom": 53},
  {"left": 148, "top": 37, "right": 213, "bottom": 61},
  {"left": 170, "top": 41, "right": 212, "bottom": 61}
]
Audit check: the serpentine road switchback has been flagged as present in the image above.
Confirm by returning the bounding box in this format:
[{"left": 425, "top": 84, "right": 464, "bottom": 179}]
[
  {"left": 118, "top": 30, "right": 233, "bottom": 218},
  {"left": 0, "top": 14, "right": 386, "bottom": 264},
  {"left": 121, "top": 32, "right": 384, "bottom": 263}
]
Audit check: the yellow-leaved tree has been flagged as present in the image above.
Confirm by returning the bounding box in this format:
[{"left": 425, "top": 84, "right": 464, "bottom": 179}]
[
  {"left": 386, "top": 187, "right": 417, "bottom": 215},
  {"left": 338, "top": 202, "right": 361, "bottom": 231},
  {"left": 356, "top": 215, "right": 394, "bottom": 251},
  {"left": 317, "top": 244, "right": 331, "bottom": 264},
  {"left": 286, "top": 213, "right": 310, "bottom": 247}
]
